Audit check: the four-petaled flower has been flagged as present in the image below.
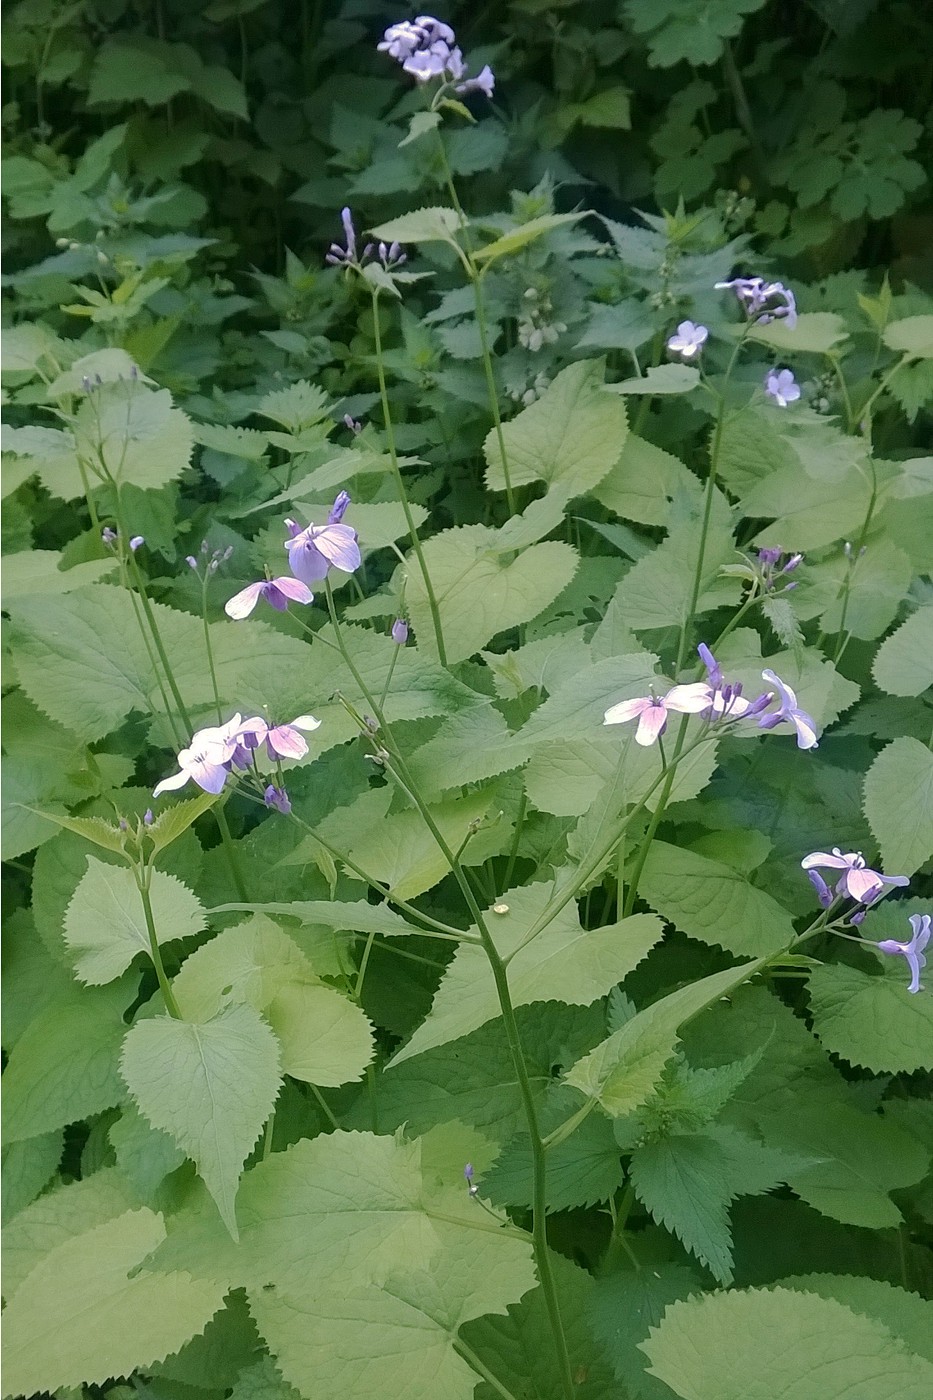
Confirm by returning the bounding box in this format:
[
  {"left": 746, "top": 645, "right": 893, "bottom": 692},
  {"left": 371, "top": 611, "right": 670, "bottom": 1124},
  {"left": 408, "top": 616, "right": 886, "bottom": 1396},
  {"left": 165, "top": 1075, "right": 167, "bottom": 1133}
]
[
  {"left": 667, "top": 321, "right": 708, "bottom": 358},
  {"left": 757, "top": 669, "right": 818, "bottom": 749},
  {"left": 765, "top": 368, "right": 800, "bottom": 408},
  {"left": 801, "top": 848, "right": 909, "bottom": 905},
  {"left": 874, "top": 914, "right": 930, "bottom": 994},
  {"left": 604, "top": 683, "right": 713, "bottom": 746},
  {"left": 378, "top": 15, "right": 494, "bottom": 96},
  {"left": 225, "top": 576, "right": 313, "bottom": 619},
  {"left": 235, "top": 714, "right": 322, "bottom": 763},
  {"left": 153, "top": 714, "right": 244, "bottom": 797},
  {"left": 285, "top": 505, "right": 361, "bottom": 585}
]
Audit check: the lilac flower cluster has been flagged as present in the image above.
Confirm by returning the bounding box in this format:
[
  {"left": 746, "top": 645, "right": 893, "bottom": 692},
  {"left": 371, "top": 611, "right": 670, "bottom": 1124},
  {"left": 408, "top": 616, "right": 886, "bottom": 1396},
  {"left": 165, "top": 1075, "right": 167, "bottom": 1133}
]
[
  {"left": 801, "top": 851, "right": 926, "bottom": 993},
  {"left": 326, "top": 207, "right": 407, "bottom": 272},
  {"left": 225, "top": 490, "right": 361, "bottom": 619},
  {"left": 764, "top": 368, "right": 800, "bottom": 408},
  {"left": 153, "top": 711, "right": 321, "bottom": 799},
  {"left": 715, "top": 276, "right": 797, "bottom": 328},
  {"left": 102, "top": 527, "right": 144, "bottom": 552},
  {"left": 187, "top": 541, "right": 234, "bottom": 577},
  {"left": 603, "top": 646, "right": 818, "bottom": 751},
  {"left": 378, "top": 15, "right": 494, "bottom": 96},
  {"left": 756, "top": 547, "right": 803, "bottom": 592}
]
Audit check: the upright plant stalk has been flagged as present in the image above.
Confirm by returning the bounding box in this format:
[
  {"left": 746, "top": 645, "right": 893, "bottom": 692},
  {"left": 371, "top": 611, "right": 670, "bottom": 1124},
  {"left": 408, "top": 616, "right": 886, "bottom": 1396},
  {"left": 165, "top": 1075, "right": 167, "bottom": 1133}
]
[
  {"left": 434, "top": 133, "right": 517, "bottom": 515},
  {"left": 370, "top": 287, "right": 448, "bottom": 666},
  {"left": 136, "top": 870, "right": 181, "bottom": 1018}
]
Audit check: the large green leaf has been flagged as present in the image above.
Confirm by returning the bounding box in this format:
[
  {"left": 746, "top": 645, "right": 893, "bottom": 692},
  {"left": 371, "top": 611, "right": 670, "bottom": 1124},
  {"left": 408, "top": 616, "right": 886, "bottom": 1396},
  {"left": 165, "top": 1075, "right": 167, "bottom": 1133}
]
[
  {"left": 120, "top": 1004, "right": 282, "bottom": 1238},
  {"left": 564, "top": 963, "right": 764, "bottom": 1117},
  {"left": 64, "top": 856, "right": 205, "bottom": 984},
  {"left": 807, "top": 961, "right": 933, "bottom": 1074},
  {"left": 73, "top": 382, "right": 193, "bottom": 491},
  {"left": 872, "top": 604, "right": 933, "bottom": 696},
  {"left": 407, "top": 525, "right": 579, "bottom": 664},
  {"left": 863, "top": 737, "right": 933, "bottom": 876},
  {"left": 172, "top": 918, "right": 374, "bottom": 1087},
  {"left": 640, "top": 1286, "right": 933, "bottom": 1400},
  {"left": 595, "top": 433, "right": 702, "bottom": 527},
  {"left": 639, "top": 842, "right": 796, "bottom": 957},
  {"left": 484, "top": 359, "right": 628, "bottom": 495},
  {"left": 1, "top": 1208, "right": 226, "bottom": 1398},
  {"left": 392, "top": 883, "right": 663, "bottom": 1064}
]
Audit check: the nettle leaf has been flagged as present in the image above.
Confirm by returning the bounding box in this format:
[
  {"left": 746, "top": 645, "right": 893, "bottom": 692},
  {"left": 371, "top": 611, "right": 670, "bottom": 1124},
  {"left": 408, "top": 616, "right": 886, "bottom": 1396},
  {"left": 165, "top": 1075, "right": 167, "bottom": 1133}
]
[
  {"left": 883, "top": 314, "right": 933, "bottom": 359},
  {"left": 631, "top": 1125, "right": 806, "bottom": 1285},
  {"left": 588, "top": 1262, "right": 706, "bottom": 1399},
  {"left": 369, "top": 207, "right": 464, "bottom": 245},
  {"left": 407, "top": 525, "right": 579, "bottom": 664},
  {"left": 64, "top": 857, "right": 205, "bottom": 984},
  {"left": 482, "top": 1089, "right": 623, "bottom": 1213},
  {"left": 4, "top": 981, "right": 134, "bottom": 1143},
  {"left": 641, "top": 1286, "right": 933, "bottom": 1400},
  {"left": 748, "top": 312, "right": 848, "bottom": 354},
  {"left": 873, "top": 605, "right": 933, "bottom": 696},
  {"left": 764, "top": 1100, "right": 928, "bottom": 1228},
  {"left": 808, "top": 961, "right": 933, "bottom": 1075},
  {"left": 74, "top": 382, "right": 194, "bottom": 491},
  {"left": 564, "top": 963, "right": 764, "bottom": 1117},
  {"left": 120, "top": 1004, "right": 282, "bottom": 1238},
  {"left": 639, "top": 842, "right": 796, "bottom": 958},
  {"left": 1, "top": 1208, "right": 226, "bottom": 1399},
  {"left": 393, "top": 883, "right": 663, "bottom": 1064},
  {"left": 611, "top": 492, "right": 740, "bottom": 630},
  {"left": 863, "top": 737, "right": 933, "bottom": 876},
  {"left": 172, "top": 918, "right": 374, "bottom": 1087},
  {"left": 484, "top": 359, "right": 628, "bottom": 495}
]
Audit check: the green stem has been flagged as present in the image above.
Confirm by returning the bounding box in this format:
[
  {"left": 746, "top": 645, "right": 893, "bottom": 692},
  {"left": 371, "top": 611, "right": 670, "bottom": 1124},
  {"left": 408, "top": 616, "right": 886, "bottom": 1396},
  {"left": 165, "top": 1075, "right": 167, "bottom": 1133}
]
[
  {"left": 262, "top": 1112, "right": 275, "bottom": 1159},
  {"left": 435, "top": 134, "right": 516, "bottom": 516},
  {"left": 378, "top": 753, "right": 576, "bottom": 1399},
  {"left": 857, "top": 352, "right": 910, "bottom": 427},
  {"left": 370, "top": 287, "right": 448, "bottom": 665},
  {"left": 126, "top": 544, "right": 194, "bottom": 731},
  {"left": 453, "top": 1339, "right": 522, "bottom": 1400},
  {"left": 137, "top": 873, "right": 181, "bottom": 1018},
  {"left": 214, "top": 804, "right": 249, "bottom": 903},
  {"left": 201, "top": 573, "right": 223, "bottom": 724},
  {"left": 307, "top": 1081, "right": 341, "bottom": 1131},
  {"left": 674, "top": 337, "right": 745, "bottom": 675},
  {"left": 833, "top": 469, "right": 878, "bottom": 665},
  {"left": 502, "top": 787, "right": 528, "bottom": 892},
  {"left": 622, "top": 758, "right": 677, "bottom": 918}
]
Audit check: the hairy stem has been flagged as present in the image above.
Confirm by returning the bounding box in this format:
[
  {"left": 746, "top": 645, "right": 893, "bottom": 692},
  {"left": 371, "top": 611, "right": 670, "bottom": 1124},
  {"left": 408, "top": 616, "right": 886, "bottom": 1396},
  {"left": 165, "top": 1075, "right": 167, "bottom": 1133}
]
[{"left": 137, "top": 873, "right": 181, "bottom": 1018}]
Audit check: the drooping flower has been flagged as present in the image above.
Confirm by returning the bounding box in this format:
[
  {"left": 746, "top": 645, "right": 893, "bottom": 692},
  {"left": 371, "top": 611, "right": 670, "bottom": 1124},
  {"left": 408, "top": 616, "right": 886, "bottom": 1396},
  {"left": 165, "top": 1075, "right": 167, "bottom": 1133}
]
[
  {"left": 325, "top": 207, "right": 360, "bottom": 267},
  {"left": 392, "top": 618, "right": 409, "bottom": 645},
  {"left": 263, "top": 784, "right": 292, "bottom": 816},
  {"left": 225, "top": 576, "right": 314, "bottom": 619},
  {"left": 456, "top": 63, "right": 495, "bottom": 98},
  {"left": 285, "top": 503, "right": 361, "bottom": 585},
  {"left": 764, "top": 368, "right": 801, "bottom": 408},
  {"left": 153, "top": 714, "right": 243, "bottom": 797},
  {"left": 235, "top": 714, "right": 322, "bottom": 763},
  {"left": 715, "top": 276, "right": 797, "bottom": 328},
  {"left": 667, "top": 321, "right": 708, "bottom": 359},
  {"left": 807, "top": 869, "right": 834, "bottom": 909},
  {"left": 757, "top": 669, "right": 819, "bottom": 749},
  {"left": 604, "top": 683, "right": 713, "bottom": 746},
  {"left": 801, "top": 848, "right": 909, "bottom": 905},
  {"left": 697, "top": 643, "right": 723, "bottom": 689},
  {"left": 873, "top": 914, "right": 930, "bottom": 994}
]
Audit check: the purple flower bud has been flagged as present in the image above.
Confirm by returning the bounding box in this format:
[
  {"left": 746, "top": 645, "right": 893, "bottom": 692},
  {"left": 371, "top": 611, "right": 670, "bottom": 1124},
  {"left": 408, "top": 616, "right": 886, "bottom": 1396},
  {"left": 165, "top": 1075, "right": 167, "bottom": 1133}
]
[
  {"left": 129, "top": 364, "right": 139, "bottom": 381},
  {"left": 807, "top": 869, "right": 833, "bottom": 909},
  {"left": 341, "top": 207, "right": 357, "bottom": 263},
  {"left": 101, "top": 527, "right": 117, "bottom": 546},
  {"left": 745, "top": 690, "right": 774, "bottom": 717},
  {"left": 697, "top": 643, "right": 722, "bottom": 688},
  {"left": 284, "top": 517, "right": 304, "bottom": 538},
  {"left": 118, "top": 818, "right": 129, "bottom": 832},
  {"left": 129, "top": 535, "right": 145, "bottom": 551},
  {"left": 392, "top": 618, "right": 409, "bottom": 645},
  {"left": 757, "top": 547, "right": 782, "bottom": 567},
  {"left": 782, "top": 552, "right": 803, "bottom": 573},
  {"left": 463, "top": 1162, "right": 479, "bottom": 1196},
  {"left": 223, "top": 545, "right": 234, "bottom": 561},
  {"left": 185, "top": 556, "right": 199, "bottom": 570},
  {"left": 849, "top": 908, "right": 866, "bottom": 926},
  {"left": 344, "top": 414, "right": 362, "bottom": 434},
  {"left": 328, "top": 490, "right": 351, "bottom": 524},
  {"left": 209, "top": 558, "right": 220, "bottom": 573},
  {"left": 143, "top": 809, "right": 153, "bottom": 825},
  {"left": 264, "top": 784, "right": 292, "bottom": 815},
  {"left": 82, "top": 375, "right": 93, "bottom": 393}
]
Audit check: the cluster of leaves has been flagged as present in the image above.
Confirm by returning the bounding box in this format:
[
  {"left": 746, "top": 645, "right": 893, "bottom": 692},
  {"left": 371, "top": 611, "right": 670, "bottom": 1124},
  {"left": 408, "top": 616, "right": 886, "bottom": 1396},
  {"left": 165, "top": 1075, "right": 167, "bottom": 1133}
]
[{"left": 3, "top": 4, "right": 933, "bottom": 1400}]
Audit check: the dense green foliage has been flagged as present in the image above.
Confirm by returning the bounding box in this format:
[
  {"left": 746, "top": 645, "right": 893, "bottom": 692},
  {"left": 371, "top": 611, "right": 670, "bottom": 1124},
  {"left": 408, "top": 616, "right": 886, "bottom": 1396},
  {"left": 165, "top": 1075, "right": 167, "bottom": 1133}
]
[{"left": 2, "top": 2, "right": 932, "bottom": 1399}]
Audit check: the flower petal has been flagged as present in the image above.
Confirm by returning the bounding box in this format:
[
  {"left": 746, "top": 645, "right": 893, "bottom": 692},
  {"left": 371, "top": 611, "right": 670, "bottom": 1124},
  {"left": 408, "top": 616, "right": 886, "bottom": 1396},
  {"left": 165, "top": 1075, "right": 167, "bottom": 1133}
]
[
  {"left": 224, "top": 581, "right": 265, "bottom": 620},
  {"left": 188, "top": 760, "right": 230, "bottom": 794},
  {"left": 312, "top": 523, "right": 362, "bottom": 573},
  {"left": 845, "top": 868, "right": 884, "bottom": 903},
  {"left": 665, "top": 683, "right": 714, "bottom": 713},
  {"left": 801, "top": 851, "right": 853, "bottom": 871},
  {"left": 270, "top": 576, "right": 314, "bottom": 604},
  {"left": 635, "top": 703, "right": 668, "bottom": 746},
  {"left": 153, "top": 768, "right": 191, "bottom": 797},
  {"left": 603, "top": 697, "right": 650, "bottom": 726},
  {"left": 791, "top": 709, "right": 819, "bottom": 749},
  {"left": 266, "top": 725, "right": 309, "bottom": 760},
  {"left": 290, "top": 714, "right": 322, "bottom": 732},
  {"left": 761, "top": 668, "right": 797, "bottom": 709}
]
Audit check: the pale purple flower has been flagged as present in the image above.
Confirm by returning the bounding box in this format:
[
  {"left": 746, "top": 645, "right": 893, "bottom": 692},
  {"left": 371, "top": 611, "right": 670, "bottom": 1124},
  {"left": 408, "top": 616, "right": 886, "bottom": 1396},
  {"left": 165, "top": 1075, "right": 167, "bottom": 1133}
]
[
  {"left": 667, "top": 321, "right": 708, "bottom": 359},
  {"left": 765, "top": 368, "right": 800, "bottom": 408},
  {"left": 874, "top": 914, "right": 930, "bottom": 994},
  {"left": 102, "top": 527, "right": 117, "bottom": 546},
  {"left": 392, "top": 618, "right": 409, "bottom": 645},
  {"left": 604, "top": 682, "right": 713, "bottom": 746},
  {"left": 344, "top": 414, "right": 362, "bottom": 434},
  {"left": 457, "top": 63, "right": 494, "bottom": 98},
  {"left": 464, "top": 1162, "right": 478, "bottom": 1197},
  {"left": 129, "top": 535, "right": 145, "bottom": 552},
  {"left": 757, "top": 547, "right": 803, "bottom": 591},
  {"left": 757, "top": 669, "right": 818, "bottom": 749},
  {"left": 715, "top": 277, "right": 797, "bottom": 328},
  {"left": 263, "top": 784, "right": 292, "bottom": 816},
  {"left": 326, "top": 207, "right": 360, "bottom": 267},
  {"left": 236, "top": 714, "right": 321, "bottom": 762},
  {"left": 404, "top": 45, "right": 451, "bottom": 81},
  {"left": 153, "top": 714, "right": 243, "bottom": 797},
  {"left": 801, "top": 848, "right": 909, "bottom": 905},
  {"left": 224, "top": 576, "right": 314, "bottom": 619},
  {"left": 378, "top": 17, "right": 454, "bottom": 62},
  {"left": 285, "top": 510, "right": 361, "bottom": 584}
]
